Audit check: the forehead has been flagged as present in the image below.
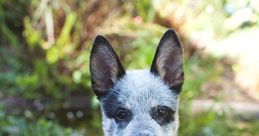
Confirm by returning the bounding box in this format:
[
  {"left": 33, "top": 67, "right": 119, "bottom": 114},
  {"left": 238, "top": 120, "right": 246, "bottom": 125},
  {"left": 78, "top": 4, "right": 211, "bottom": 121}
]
[{"left": 109, "top": 70, "right": 178, "bottom": 111}]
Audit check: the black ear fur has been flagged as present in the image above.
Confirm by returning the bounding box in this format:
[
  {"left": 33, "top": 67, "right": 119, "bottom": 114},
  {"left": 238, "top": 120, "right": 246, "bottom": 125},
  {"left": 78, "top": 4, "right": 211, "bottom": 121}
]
[
  {"left": 150, "top": 29, "right": 184, "bottom": 93},
  {"left": 90, "top": 35, "right": 125, "bottom": 98}
]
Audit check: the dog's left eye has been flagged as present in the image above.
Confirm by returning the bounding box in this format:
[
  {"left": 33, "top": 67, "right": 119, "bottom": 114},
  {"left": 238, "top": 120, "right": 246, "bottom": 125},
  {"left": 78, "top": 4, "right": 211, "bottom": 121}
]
[
  {"left": 157, "top": 107, "right": 169, "bottom": 118},
  {"left": 151, "top": 106, "right": 174, "bottom": 125}
]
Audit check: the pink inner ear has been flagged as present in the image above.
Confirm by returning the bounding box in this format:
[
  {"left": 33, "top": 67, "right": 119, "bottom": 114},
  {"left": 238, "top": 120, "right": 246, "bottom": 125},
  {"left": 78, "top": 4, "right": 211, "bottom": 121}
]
[
  {"left": 160, "top": 53, "right": 183, "bottom": 87},
  {"left": 91, "top": 51, "right": 119, "bottom": 95}
]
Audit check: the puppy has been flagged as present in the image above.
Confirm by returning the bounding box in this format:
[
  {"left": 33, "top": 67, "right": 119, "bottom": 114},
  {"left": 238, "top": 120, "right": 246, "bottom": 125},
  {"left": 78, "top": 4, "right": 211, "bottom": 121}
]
[{"left": 90, "top": 29, "right": 184, "bottom": 136}]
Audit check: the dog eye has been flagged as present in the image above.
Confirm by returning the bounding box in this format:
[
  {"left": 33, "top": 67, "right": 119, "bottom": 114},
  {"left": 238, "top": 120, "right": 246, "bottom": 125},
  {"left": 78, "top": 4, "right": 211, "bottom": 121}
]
[
  {"left": 157, "top": 107, "right": 169, "bottom": 118},
  {"left": 115, "top": 109, "right": 130, "bottom": 121}
]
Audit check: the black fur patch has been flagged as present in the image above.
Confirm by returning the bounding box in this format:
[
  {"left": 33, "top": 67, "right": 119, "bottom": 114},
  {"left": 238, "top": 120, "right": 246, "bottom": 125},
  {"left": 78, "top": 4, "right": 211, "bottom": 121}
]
[{"left": 101, "top": 89, "right": 132, "bottom": 128}]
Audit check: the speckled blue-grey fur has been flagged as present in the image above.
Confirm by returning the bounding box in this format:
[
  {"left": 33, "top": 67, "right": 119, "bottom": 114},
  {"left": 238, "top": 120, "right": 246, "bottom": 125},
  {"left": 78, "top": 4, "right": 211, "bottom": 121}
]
[{"left": 90, "top": 29, "right": 184, "bottom": 136}]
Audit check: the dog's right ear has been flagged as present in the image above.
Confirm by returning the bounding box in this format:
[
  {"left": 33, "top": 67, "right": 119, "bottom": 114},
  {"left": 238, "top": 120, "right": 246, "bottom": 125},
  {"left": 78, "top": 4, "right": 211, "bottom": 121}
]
[{"left": 90, "top": 35, "right": 125, "bottom": 98}]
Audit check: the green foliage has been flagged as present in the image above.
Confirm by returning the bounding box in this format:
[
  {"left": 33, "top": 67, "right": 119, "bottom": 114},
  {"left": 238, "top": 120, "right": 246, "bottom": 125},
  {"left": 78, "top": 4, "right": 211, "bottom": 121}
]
[
  {"left": 180, "top": 110, "right": 259, "bottom": 136},
  {"left": 23, "top": 17, "right": 42, "bottom": 49},
  {"left": 47, "top": 12, "right": 77, "bottom": 64},
  {"left": 126, "top": 28, "right": 165, "bottom": 69},
  {"left": 0, "top": 0, "right": 28, "bottom": 49},
  {"left": 179, "top": 54, "right": 259, "bottom": 136},
  {"left": 135, "top": 0, "right": 155, "bottom": 22},
  {"left": 182, "top": 0, "right": 259, "bottom": 38},
  {"left": 1, "top": 1, "right": 88, "bottom": 100},
  {"left": 182, "top": 55, "right": 221, "bottom": 99},
  {"left": 0, "top": 110, "right": 81, "bottom": 136}
]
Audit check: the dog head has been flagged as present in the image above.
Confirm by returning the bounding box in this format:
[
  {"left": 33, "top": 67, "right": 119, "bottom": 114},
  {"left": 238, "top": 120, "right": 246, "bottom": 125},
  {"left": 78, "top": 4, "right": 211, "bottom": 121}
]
[{"left": 90, "top": 29, "right": 184, "bottom": 136}]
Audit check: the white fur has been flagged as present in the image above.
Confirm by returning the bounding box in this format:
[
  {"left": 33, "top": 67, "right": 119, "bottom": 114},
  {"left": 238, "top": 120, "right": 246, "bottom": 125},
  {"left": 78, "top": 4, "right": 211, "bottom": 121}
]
[{"left": 101, "top": 70, "right": 180, "bottom": 136}]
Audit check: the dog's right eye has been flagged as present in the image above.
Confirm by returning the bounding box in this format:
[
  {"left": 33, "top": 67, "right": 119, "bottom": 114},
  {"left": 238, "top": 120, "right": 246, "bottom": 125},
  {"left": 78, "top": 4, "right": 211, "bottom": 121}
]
[{"left": 114, "top": 109, "right": 131, "bottom": 121}]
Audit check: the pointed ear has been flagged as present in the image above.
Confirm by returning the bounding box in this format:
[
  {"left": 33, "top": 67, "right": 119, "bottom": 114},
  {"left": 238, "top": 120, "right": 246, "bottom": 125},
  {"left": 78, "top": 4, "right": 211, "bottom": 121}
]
[
  {"left": 150, "top": 29, "right": 184, "bottom": 93},
  {"left": 90, "top": 35, "right": 125, "bottom": 98}
]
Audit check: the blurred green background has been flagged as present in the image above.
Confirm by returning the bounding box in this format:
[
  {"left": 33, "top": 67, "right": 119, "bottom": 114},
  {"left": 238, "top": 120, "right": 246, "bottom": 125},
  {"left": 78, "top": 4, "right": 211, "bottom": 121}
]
[{"left": 1, "top": 0, "right": 259, "bottom": 135}]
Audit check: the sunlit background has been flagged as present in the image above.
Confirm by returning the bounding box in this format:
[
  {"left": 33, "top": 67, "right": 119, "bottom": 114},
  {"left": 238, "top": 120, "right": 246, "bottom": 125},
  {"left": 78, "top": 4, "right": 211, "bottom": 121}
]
[{"left": 1, "top": 0, "right": 259, "bottom": 135}]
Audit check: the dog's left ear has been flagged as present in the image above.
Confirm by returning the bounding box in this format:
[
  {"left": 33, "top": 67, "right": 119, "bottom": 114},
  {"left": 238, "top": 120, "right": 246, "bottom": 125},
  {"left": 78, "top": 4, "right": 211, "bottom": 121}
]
[{"left": 151, "top": 29, "right": 184, "bottom": 93}]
